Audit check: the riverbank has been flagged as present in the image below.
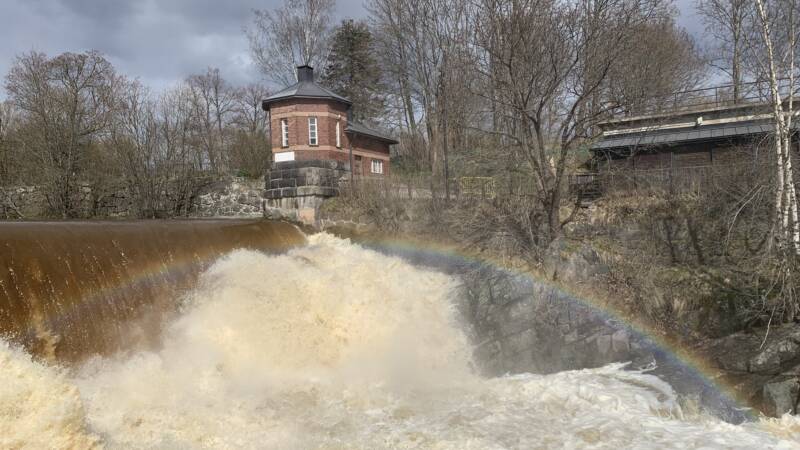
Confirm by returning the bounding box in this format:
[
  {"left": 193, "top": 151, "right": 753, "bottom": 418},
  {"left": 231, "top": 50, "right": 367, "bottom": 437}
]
[{"left": 314, "top": 194, "right": 800, "bottom": 418}]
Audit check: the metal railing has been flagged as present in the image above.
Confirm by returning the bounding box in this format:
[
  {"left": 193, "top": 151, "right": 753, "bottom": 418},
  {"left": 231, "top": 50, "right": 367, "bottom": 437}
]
[{"left": 622, "top": 78, "right": 798, "bottom": 117}]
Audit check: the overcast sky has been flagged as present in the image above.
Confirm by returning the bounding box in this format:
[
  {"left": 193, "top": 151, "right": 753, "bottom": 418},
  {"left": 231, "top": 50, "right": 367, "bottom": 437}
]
[{"left": 0, "top": 0, "right": 704, "bottom": 98}]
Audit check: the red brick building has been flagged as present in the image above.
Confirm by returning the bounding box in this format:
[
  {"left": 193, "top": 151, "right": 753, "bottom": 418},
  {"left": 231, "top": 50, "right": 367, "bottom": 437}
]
[{"left": 261, "top": 65, "right": 397, "bottom": 176}]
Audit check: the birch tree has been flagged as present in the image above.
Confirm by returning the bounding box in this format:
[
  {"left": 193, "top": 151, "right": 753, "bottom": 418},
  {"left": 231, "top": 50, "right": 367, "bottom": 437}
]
[{"left": 751, "top": 0, "right": 800, "bottom": 251}]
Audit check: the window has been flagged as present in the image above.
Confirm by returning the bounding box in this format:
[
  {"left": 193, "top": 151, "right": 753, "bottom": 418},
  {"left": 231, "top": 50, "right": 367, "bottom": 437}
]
[
  {"left": 308, "top": 117, "right": 318, "bottom": 145},
  {"left": 335, "top": 120, "right": 341, "bottom": 148},
  {"left": 280, "top": 119, "right": 289, "bottom": 147},
  {"left": 371, "top": 159, "right": 384, "bottom": 174}
]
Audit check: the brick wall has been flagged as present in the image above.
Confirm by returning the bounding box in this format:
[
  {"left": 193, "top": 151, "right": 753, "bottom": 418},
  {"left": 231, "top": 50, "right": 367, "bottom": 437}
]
[
  {"left": 268, "top": 98, "right": 392, "bottom": 175},
  {"left": 270, "top": 99, "right": 349, "bottom": 150}
]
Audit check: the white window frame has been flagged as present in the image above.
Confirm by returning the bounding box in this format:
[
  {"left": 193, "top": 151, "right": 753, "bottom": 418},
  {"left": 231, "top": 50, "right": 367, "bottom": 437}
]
[
  {"left": 308, "top": 117, "right": 318, "bottom": 146},
  {"left": 280, "top": 119, "right": 289, "bottom": 147},
  {"left": 335, "top": 120, "right": 341, "bottom": 148},
  {"left": 371, "top": 159, "right": 384, "bottom": 174}
]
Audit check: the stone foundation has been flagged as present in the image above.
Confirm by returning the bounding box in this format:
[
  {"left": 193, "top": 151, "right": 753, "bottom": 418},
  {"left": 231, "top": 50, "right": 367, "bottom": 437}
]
[{"left": 264, "top": 159, "right": 348, "bottom": 225}]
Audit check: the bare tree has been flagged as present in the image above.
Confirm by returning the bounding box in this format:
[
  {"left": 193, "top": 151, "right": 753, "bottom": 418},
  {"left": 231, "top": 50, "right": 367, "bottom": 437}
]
[
  {"left": 471, "top": 0, "right": 671, "bottom": 244},
  {"left": 111, "top": 80, "right": 170, "bottom": 217},
  {"left": 247, "top": 0, "right": 336, "bottom": 86},
  {"left": 607, "top": 17, "right": 705, "bottom": 114},
  {"left": 0, "top": 100, "right": 20, "bottom": 185},
  {"left": 697, "top": 0, "right": 750, "bottom": 101},
  {"left": 5, "top": 51, "right": 121, "bottom": 217},
  {"left": 186, "top": 68, "right": 235, "bottom": 173},
  {"left": 368, "top": 0, "right": 473, "bottom": 196},
  {"left": 368, "top": 0, "right": 423, "bottom": 134},
  {"left": 230, "top": 83, "right": 272, "bottom": 177}
]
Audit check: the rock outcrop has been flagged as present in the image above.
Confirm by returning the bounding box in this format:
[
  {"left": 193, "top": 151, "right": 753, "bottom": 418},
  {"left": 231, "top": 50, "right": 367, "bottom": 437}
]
[{"left": 704, "top": 326, "right": 800, "bottom": 416}]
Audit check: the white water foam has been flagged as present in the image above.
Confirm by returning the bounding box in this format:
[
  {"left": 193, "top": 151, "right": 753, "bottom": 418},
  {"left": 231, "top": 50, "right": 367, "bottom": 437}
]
[
  {"left": 2, "top": 234, "right": 800, "bottom": 449},
  {"left": 0, "top": 340, "right": 99, "bottom": 449}
]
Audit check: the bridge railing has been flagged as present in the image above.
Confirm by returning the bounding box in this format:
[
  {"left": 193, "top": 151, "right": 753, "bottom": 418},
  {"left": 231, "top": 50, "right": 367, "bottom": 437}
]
[{"left": 621, "top": 78, "right": 798, "bottom": 117}]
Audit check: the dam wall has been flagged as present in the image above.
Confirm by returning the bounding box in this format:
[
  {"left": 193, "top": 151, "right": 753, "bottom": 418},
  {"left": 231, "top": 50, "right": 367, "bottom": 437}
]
[{"left": 0, "top": 220, "right": 305, "bottom": 362}]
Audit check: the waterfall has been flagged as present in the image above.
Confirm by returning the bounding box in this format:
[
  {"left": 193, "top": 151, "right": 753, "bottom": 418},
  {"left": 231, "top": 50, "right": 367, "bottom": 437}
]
[{"left": 0, "top": 228, "right": 798, "bottom": 448}]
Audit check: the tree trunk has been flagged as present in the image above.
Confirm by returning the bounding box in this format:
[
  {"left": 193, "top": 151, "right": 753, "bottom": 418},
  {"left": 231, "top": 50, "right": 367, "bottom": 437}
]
[{"left": 755, "top": 0, "right": 800, "bottom": 251}]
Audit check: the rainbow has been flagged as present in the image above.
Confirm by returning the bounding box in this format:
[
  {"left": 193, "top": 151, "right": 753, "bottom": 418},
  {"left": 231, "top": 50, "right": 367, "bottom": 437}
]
[
  {"left": 14, "top": 246, "right": 241, "bottom": 361},
  {"left": 337, "top": 231, "right": 757, "bottom": 423},
  {"left": 12, "top": 224, "right": 755, "bottom": 422},
  {"left": 11, "top": 224, "right": 306, "bottom": 362}
]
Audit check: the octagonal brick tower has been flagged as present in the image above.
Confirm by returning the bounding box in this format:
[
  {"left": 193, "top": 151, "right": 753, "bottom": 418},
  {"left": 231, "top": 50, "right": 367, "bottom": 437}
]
[{"left": 261, "top": 66, "right": 397, "bottom": 221}]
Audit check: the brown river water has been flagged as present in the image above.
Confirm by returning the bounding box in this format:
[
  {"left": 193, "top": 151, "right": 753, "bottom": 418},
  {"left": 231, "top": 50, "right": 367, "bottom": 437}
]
[{"left": 0, "top": 220, "right": 305, "bottom": 362}]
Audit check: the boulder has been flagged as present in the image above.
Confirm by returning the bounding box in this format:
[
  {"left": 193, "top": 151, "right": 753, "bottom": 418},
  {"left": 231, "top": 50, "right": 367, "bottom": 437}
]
[
  {"left": 596, "top": 334, "right": 612, "bottom": 355},
  {"left": 750, "top": 349, "right": 783, "bottom": 374},
  {"left": 762, "top": 378, "right": 799, "bottom": 416},
  {"left": 702, "top": 325, "right": 800, "bottom": 416},
  {"left": 611, "top": 329, "right": 630, "bottom": 352},
  {"left": 749, "top": 329, "right": 800, "bottom": 374},
  {"left": 556, "top": 245, "right": 611, "bottom": 283}
]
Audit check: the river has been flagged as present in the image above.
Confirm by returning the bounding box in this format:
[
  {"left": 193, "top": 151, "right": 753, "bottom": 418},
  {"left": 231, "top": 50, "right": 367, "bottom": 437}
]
[{"left": 1, "top": 221, "right": 799, "bottom": 449}]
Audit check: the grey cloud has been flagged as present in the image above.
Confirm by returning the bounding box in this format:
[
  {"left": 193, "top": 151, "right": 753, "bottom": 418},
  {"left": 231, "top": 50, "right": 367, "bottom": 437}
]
[{"left": 0, "top": 0, "right": 699, "bottom": 100}]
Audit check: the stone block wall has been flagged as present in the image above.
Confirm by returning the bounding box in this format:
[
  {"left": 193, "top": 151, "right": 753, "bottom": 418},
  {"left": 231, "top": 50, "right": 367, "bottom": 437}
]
[
  {"left": 264, "top": 160, "right": 348, "bottom": 225},
  {"left": 191, "top": 178, "right": 264, "bottom": 218},
  {"left": 265, "top": 159, "right": 348, "bottom": 200},
  {"left": 0, "top": 177, "right": 265, "bottom": 220},
  {"left": 0, "top": 184, "right": 133, "bottom": 219}
]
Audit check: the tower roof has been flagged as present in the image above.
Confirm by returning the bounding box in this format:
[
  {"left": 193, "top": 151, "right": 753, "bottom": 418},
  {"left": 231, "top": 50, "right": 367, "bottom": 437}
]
[{"left": 261, "top": 66, "right": 351, "bottom": 110}]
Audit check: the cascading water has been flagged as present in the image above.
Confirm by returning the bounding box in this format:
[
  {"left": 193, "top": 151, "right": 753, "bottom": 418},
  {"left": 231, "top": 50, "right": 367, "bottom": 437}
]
[
  {"left": 0, "top": 220, "right": 305, "bottom": 361},
  {"left": 1, "top": 227, "right": 800, "bottom": 449}
]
